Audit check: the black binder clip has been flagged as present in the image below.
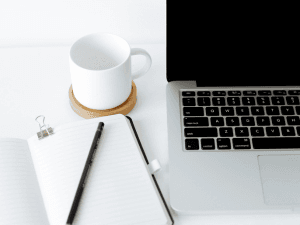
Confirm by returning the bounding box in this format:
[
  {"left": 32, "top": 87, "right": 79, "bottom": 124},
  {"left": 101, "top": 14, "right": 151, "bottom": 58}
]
[{"left": 36, "top": 115, "right": 54, "bottom": 140}]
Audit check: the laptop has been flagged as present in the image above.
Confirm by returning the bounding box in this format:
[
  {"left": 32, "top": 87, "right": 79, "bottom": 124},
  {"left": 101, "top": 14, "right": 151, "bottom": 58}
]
[{"left": 166, "top": 73, "right": 300, "bottom": 214}]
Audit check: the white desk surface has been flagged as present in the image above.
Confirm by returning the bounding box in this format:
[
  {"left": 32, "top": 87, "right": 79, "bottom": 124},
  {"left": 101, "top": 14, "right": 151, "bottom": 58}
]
[{"left": 1, "top": 44, "right": 300, "bottom": 225}]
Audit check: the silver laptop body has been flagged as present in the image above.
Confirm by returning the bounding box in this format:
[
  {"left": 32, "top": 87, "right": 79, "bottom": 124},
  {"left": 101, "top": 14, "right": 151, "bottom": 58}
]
[{"left": 167, "top": 77, "right": 300, "bottom": 215}]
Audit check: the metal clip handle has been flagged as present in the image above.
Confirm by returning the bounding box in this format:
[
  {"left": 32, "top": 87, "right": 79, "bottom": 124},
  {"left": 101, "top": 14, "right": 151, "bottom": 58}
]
[{"left": 35, "top": 115, "right": 54, "bottom": 140}]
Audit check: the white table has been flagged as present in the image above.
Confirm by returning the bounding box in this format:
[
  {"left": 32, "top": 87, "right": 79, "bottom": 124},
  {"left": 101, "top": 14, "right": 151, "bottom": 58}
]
[{"left": 1, "top": 44, "right": 300, "bottom": 225}]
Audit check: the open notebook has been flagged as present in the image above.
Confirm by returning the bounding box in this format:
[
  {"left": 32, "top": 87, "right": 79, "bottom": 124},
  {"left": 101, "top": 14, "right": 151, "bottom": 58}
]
[{"left": 0, "top": 114, "right": 173, "bottom": 225}]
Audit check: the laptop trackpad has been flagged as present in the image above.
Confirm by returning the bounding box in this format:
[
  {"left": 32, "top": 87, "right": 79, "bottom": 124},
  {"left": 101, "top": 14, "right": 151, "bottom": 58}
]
[{"left": 258, "top": 155, "right": 300, "bottom": 206}]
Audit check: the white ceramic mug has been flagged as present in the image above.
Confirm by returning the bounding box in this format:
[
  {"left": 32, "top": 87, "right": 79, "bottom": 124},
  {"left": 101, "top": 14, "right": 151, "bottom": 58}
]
[{"left": 69, "top": 33, "right": 152, "bottom": 110}]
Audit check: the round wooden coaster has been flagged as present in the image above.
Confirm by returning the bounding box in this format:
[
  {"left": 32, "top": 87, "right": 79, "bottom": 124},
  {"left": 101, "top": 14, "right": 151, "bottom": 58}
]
[{"left": 69, "top": 81, "right": 137, "bottom": 119}]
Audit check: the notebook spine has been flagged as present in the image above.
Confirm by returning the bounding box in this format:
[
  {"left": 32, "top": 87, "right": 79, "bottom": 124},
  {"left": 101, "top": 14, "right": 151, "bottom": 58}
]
[{"left": 125, "top": 116, "right": 175, "bottom": 225}]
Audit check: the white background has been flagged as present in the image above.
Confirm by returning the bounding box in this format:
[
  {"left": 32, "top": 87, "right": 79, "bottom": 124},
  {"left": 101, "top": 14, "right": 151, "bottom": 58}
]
[
  {"left": 0, "top": 0, "right": 166, "bottom": 46},
  {"left": 1, "top": 1, "right": 300, "bottom": 225}
]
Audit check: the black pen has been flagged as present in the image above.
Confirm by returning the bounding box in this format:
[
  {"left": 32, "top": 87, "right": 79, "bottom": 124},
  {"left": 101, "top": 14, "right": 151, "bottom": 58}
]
[{"left": 66, "top": 122, "right": 104, "bottom": 225}]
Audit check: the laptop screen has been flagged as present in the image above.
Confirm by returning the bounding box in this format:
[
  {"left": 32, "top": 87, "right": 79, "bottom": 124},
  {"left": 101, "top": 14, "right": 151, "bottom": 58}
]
[
  {"left": 167, "top": 38, "right": 298, "bottom": 86},
  {"left": 167, "top": 73, "right": 297, "bottom": 87},
  {"left": 166, "top": 61, "right": 298, "bottom": 86}
]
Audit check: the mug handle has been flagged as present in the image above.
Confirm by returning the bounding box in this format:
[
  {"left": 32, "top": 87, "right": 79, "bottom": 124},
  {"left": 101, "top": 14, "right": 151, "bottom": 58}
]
[{"left": 131, "top": 48, "right": 152, "bottom": 80}]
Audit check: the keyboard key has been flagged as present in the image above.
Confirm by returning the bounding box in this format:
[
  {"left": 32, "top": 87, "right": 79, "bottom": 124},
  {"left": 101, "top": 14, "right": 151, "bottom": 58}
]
[
  {"left": 252, "top": 137, "right": 300, "bottom": 149},
  {"left": 271, "top": 116, "right": 286, "bottom": 125},
  {"left": 184, "top": 117, "right": 209, "bottom": 126},
  {"left": 219, "top": 128, "right": 233, "bottom": 137},
  {"left": 197, "top": 91, "right": 211, "bottom": 96},
  {"left": 221, "top": 107, "right": 234, "bottom": 116},
  {"left": 235, "top": 127, "right": 249, "bottom": 136},
  {"left": 258, "top": 90, "right": 272, "bottom": 95},
  {"left": 206, "top": 107, "right": 219, "bottom": 116},
  {"left": 281, "top": 106, "right": 295, "bottom": 115},
  {"left": 182, "top": 91, "right": 195, "bottom": 96},
  {"left": 273, "top": 90, "right": 287, "bottom": 95},
  {"left": 197, "top": 97, "right": 211, "bottom": 106},
  {"left": 183, "top": 98, "right": 196, "bottom": 106},
  {"left": 226, "top": 117, "right": 240, "bottom": 126},
  {"left": 227, "top": 97, "right": 241, "bottom": 106},
  {"left": 233, "top": 138, "right": 251, "bottom": 149},
  {"left": 213, "top": 91, "right": 226, "bottom": 96},
  {"left": 250, "top": 127, "right": 265, "bottom": 136},
  {"left": 241, "top": 117, "right": 255, "bottom": 126},
  {"left": 266, "top": 127, "right": 280, "bottom": 136},
  {"left": 251, "top": 106, "right": 265, "bottom": 115},
  {"left": 183, "top": 107, "right": 204, "bottom": 116},
  {"left": 236, "top": 107, "right": 250, "bottom": 115},
  {"left": 201, "top": 138, "right": 215, "bottom": 150},
  {"left": 297, "top": 127, "right": 300, "bottom": 136},
  {"left": 228, "top": 91, "right": 241, "bottom": 96},
  {"left": 257, "top": 97, "right": 271, "bottom": 105},
  {"left": 288, "top": 90, "right": 300, "bottom": 95},
  {"left": 281, "top": 127, "right": 295, "bottom": 136},
  {"left": 242, "top": 97, "right": 256, "bottom": 105},
  {"left": 256, "top": 116, "right": 270, "bottom": 126},
  {"left": 296, "top": 106, "right": 300, "bottom": 115},
  {"left": 210, "top": 117, "right": 224, "bottom": 126},
  {"left": 212, "top": 97, "right": 226, "bottom": 106},
  {"left": 287, "top": 116, "right": 300, "bottom": 125},
  {"left": 185, "top": 139, "right": 199, "bottom": 150},
  {"left": 286, "top": 96, "right": 300, "bottom": 105},
  {"left": 266, "top": 106, "right": 280, "bottom": 115},
  {"left": 184, "top": 128, "right": 218, "bottom": 137},
  {"left": 217, "top": 138, "right": 231, "bottom": 149},
  {"left": 271, "top": 96, "right": 285, "bottom": 105},
  {"left": 243, "top": 91, "right": 256, "bottom": 96}
]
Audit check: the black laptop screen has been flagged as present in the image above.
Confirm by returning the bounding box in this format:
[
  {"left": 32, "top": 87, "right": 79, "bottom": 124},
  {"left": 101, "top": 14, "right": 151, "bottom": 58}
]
[
  {"left": 166, "top": 60, "right": 299, "bottom": 87},
  {"left": 166, "top": 73, "right": 298, "bottom": 87},
  {"left": 167, "top": 36, "right": 298, "bottom": 86}
]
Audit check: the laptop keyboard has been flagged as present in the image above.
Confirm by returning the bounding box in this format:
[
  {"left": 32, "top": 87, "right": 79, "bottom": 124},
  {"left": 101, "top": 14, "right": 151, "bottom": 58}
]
[{"left": 180, "top": 89, "right": 300, "bottom": 151}]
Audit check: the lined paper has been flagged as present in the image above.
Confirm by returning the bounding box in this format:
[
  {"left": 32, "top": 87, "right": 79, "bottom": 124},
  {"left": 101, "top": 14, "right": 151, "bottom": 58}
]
[
  {"left": 0, "top": 138, "right": 50, "bottom": 225},
  {"left": 27, "top": 114, "right": 169, "bottom": 225}
]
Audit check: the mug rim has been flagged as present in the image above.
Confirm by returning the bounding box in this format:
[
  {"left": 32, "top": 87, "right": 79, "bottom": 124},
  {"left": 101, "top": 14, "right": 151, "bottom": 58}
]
[{"left": 70, "top": 32, "right": 131, "bottom": 71}]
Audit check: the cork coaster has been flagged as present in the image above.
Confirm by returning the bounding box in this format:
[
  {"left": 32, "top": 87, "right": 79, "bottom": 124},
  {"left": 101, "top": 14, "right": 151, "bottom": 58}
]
[{"left": 69, "top": 81, "right": 137, "bottom": 119}]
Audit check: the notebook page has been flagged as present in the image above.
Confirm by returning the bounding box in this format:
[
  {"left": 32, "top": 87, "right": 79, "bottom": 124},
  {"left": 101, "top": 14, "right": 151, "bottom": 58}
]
[
  {"left": 27, "top": 114, "right": 167, "bottom": 225},
  {"left": 73, "top": 116, "right": 168, "bottom": 225},
  {"left": 0, "top": 138, "right": 50, "bottom": 225}
]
